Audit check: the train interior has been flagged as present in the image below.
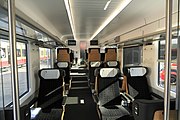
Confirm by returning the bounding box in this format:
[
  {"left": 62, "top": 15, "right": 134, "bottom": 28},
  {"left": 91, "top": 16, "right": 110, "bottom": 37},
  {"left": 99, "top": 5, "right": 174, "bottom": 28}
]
[{"left": 0, "top": 0, "right": 180, "bottom": 120}]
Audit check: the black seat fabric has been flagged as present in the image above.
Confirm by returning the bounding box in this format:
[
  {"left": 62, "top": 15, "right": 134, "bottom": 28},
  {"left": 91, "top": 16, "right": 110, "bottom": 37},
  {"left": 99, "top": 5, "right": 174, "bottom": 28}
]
[
  {"left": 38, "top": 68, "right": 65, "bottom": 112},
  {"left": 103, "top": 61, "right": 120, "bottom": 68},
  {"left": 56, "top": 48, "right": 71, "bottom": 85},
  {"left": 123, "top": 66, "right": 175, "bottom": 120},
  {"left": 55, "top": 61, "right": 70, "bottom": 84},
  {"left": 95, "top": 68, "right": 130, "bottom": 120},
  {"left": 123, "top": 66, "right": 151, "bottom": 99},
  {"left": 88, "top": 48, "right": 101, "bottom": 89}
]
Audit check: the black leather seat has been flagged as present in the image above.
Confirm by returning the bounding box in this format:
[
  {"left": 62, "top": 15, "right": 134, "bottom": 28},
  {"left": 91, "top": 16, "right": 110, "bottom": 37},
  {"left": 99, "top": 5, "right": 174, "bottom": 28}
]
[
  {"left": 56, "top": 48, "right": 71, "bottom": 85},
  {"left": 95, "top": 68, "right": 131, "bottom": 120},
  {"left": 123, "top": 66, "right": 175, "bottom": 120},
  {"left": 38, "top": 68, "right": 65, "bottom": 112},
  {"left": 55, "top": 61, "right": 70, "bottom": 86},
  {"left": 88, "top": 48, "right": 101, "bottom": 90},
  {"left": 104, "top": 61, "right": 120, "bottom": 68}
]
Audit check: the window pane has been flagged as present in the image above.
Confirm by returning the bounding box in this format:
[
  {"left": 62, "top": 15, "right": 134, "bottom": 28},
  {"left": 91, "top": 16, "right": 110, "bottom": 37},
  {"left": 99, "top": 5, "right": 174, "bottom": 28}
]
[
  {"left": 17, "top": 42, "right": 28, "bottom": 96},
  {"left": 159, "top": 39, "right": 177, "bottom": 60},
  {"left": 158, "top": 39, "right": 177, "bottom": 92},
  {"left": 158, "top": 62, "right": 177, "bottom": 92},
  {"left": 0, "top": 39, "right": 12, "bottom": 106},
  {"left": 0, "top": 39, "right": 29, "bottom": 106},
  {"left": 39, "top": 48, "right": 51, "bottom": 69},
  {"left": 123, "top": 46, "right": 142, "bottom": 66}
]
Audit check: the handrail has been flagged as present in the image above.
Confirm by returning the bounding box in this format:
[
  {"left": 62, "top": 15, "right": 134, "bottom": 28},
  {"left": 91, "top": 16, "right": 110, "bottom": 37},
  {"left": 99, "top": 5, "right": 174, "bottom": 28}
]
[
  {"left": 7, "top": 0, "right": 20, "bottom": 120},
  {"left": 164, "top": 0, "right": 173, "bottom": 120}
]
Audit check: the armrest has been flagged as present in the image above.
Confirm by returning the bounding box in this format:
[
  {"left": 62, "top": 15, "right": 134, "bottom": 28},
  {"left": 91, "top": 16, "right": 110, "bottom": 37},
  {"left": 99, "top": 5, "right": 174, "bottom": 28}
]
[
  {"left": 120, "top": 92, "right": 132, "bottom": 104},
  {"left": 150, "top": 92, "right": 163, "bottom": 99},
  {"left": 123, "top": 93, "right": 135, "bottom": 102},
  {"left": 92, "top": 93, "right": 99, "bottom": 103},
  {"left": 62, "top": 95, "right": 68, "bottom": 106}
]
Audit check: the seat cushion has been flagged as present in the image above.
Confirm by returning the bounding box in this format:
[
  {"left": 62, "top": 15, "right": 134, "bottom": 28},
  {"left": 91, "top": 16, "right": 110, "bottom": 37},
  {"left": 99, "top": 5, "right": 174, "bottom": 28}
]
[{"left": 99, "top": 105, "right": 129, "bottom": 119}]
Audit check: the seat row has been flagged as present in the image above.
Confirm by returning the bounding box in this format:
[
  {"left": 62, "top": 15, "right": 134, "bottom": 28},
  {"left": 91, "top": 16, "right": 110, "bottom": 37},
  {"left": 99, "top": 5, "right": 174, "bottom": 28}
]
[{"left": 87, "top": 48, "right": 175, "bottom": 120}]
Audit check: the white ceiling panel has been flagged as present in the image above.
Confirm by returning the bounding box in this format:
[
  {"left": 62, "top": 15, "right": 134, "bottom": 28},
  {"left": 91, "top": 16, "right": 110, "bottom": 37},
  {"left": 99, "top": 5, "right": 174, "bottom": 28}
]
[{"left": 14, "top": 0, "right": 178, "bottom": 44}]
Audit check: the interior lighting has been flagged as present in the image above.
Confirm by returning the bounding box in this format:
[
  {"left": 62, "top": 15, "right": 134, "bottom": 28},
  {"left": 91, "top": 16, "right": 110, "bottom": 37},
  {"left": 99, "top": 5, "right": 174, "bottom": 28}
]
[
  {"left": 90, "top": 0, "right": 133, "bottom": 40},
  {"left": 64, "top": 0, "right": 77, "bottom": 40},
  {"left": 104, "top": 0, "right": 112, "bottom": 10}
]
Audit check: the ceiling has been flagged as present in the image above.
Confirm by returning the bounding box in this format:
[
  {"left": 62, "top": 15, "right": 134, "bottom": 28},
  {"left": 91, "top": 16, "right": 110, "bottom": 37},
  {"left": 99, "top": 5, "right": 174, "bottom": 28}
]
[{"left": 14, "top": 0, "right": 178, "bottom": 43}]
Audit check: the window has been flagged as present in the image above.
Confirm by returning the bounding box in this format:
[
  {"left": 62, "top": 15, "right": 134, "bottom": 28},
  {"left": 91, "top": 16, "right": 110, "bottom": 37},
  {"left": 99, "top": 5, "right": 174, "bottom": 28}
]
[
  {"left": 158, "top": 39, "right": 177, "bottom": 92},
  {"left": 39, "top": 47, "right": 51, "bottom": 69},
  {"left": 0, "top": 39, "right": 29, "bottom": 106},
  {"left": 123, "top": 46, "right": 142, "bottom": 66}
]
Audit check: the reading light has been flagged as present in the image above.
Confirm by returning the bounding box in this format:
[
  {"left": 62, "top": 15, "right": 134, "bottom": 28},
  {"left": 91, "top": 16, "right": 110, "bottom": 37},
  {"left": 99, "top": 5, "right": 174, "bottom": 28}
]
[
  {"left": 90, "top": 0, "right": 133, "bottom": 40},
  {"left": 64, "top": 0, "right": 77, "bottom": 40},
  {"left": 104, "top": 0, "right": 111, "bottom": 10}
]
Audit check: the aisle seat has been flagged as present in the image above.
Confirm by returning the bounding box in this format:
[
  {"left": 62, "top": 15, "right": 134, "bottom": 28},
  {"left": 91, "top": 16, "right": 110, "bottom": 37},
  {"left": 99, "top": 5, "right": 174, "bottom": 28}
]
[
  {"left": 38, "top": 68, "right": 65, "bottom": 112},
  {"left": 88, "top": 48, "right": 101, "bottom": 90},
  {"left": 95, "top": 68, "right": 132, "bottom": 120},
  {"left": 56, "top": 48, "right": 71, "bottom": 86}
]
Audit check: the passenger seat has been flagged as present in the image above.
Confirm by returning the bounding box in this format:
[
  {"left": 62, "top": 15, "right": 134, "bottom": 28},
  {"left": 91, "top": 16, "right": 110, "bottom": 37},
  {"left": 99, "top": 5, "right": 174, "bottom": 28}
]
[
  {"left": 37, "top": 68, "right": 65, "bottom": 112},
  {"left": 94, "top": 68, "right": 131, "bottom": 120}
]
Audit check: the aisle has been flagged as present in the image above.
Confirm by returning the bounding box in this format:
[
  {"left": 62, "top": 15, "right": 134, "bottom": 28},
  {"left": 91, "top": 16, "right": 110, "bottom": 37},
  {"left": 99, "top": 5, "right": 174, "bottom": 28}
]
[{"left": 63, "top": 68, "right": 99, "bottom": 120}]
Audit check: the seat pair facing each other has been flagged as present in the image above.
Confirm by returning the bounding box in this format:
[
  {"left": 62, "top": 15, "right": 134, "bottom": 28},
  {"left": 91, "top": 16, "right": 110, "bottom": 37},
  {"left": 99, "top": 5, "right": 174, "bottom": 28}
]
[{"left": 88, "top": 48, "right": 120, "bottom": 92}]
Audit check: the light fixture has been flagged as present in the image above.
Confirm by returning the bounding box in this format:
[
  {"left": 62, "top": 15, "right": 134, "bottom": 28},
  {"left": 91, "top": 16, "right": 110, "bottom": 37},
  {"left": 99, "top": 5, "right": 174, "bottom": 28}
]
[
  {"left": 104, "top": 0, "right": 111, "bottom": 10},
  {"left": 64, "top": 0, "right": 77, "bottom": 40},
  {"left": 90, "top": 0, "right": 133, "bottom": 40}
]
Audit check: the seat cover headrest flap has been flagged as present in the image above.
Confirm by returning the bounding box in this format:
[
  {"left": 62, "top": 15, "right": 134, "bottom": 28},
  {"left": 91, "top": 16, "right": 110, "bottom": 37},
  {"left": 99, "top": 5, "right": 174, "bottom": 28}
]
[
  {"left": 129, "top": 67, "right": 147, "bottom": 77},
  {"left": 57, "top": 62, "right": 69, "bottom": 68},
  {"left": 107, "top": 61, "right": 118, "bottom": 67},
  {"left": 40, "top": 69, "right": 61, "bottom": 79},
  {"left": 90, "top": 61, "right": 101, "bottom": 67},
  {"left": 100, "top": 68, "right": 118, "bottom": 78}
]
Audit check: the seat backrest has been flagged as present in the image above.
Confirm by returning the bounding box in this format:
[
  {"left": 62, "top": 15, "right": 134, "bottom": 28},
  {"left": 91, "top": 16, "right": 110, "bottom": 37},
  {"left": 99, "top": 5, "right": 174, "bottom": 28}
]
[
  {"left": 88, "top": 48, "right": 100, "bottom": 62},
  {"left": 123, "top": 66, "right": 151, "bottom": 99},
  {"left": 38, "top": 68, "right": 65, "bottom": 111},
  {"left": 104, "top": 61, "right": 120, "bottom": 68},
  {"left": 104, "top": 48, "right": 117, "bottom": 62},
  {"left": 57, "top": 48, "right": 70, "bottom": 62},
  {"left": 88, "top": 48, "right": 101, "bottom": 85},
  {"left": 55, "top": 61, "right": 70, "bottom": 84},
  {"left": 95, "top": 68, "right": 120, "bottom": 106}
]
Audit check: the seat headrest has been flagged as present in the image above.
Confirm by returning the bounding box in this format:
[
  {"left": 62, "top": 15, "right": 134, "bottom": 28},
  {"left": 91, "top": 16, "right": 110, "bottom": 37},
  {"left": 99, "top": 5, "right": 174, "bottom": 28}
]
[
  {"left": 123, "top": 66, "right": 148, "bottom": 77},
  {"left": 106, "top": 61, "right": 118, "bottom": 67},
  {"left": 129, "top": 67, "right": 147, "bottom": 76},
  {"left": 57, "top": 48, "right": 69, "bottom": 53},
  {"left": 100, "top": 68, "right": 119, "bottom": 78},
  {"left": 88, "top": 48, "right": 100, "bottom": 53},
  {"left": 90, "top": 61, "right": 101, "bottom": 67},
  {"left": 57, "top": 62, "right": 69, "bottom": 68},
  {"left": 39, "top": 69, "right": 64, "bottom": 79}
]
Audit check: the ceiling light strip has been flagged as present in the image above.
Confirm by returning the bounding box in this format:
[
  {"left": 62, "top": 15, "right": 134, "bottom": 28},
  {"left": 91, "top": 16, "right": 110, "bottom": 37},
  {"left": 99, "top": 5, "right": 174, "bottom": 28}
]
[
  {"left": 104, "top": 0, "right": 111, "bottom": 10},
  {"left": 64, "top": 0, "right": 77, "bottom": 40},
  {"left": 90, "top": 0, "right": 133, "bottom": 40}
]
